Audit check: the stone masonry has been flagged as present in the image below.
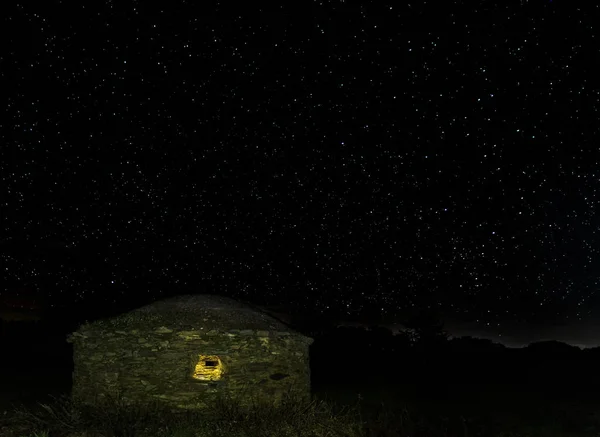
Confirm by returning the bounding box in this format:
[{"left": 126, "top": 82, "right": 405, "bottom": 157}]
[{"left": 67, "top": 295, "right": 314, "bottom": 412}]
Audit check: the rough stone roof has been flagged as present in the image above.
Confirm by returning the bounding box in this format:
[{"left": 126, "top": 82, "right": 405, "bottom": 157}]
[{"left": 76, "top": 294, "right": 308, "bottom": 337}]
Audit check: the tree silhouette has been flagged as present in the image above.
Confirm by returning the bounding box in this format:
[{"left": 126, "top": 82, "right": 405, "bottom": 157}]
[{"left": 404, "top": 310, "right": 449, "bottom": 349}]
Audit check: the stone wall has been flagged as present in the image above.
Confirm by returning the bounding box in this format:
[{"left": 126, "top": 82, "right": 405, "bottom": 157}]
[{"left": 68, "top": 325, "right": 312, "bottom": 412}]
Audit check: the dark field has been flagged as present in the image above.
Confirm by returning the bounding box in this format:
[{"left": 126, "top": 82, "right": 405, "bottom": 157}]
[{"left": 3, "top": 320, "right": 600, "bottom": 436}]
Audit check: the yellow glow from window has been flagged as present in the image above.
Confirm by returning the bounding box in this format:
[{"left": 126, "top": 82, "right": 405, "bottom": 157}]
[{"left": 192, "top": 355, "right": 224, "bottom": 381}]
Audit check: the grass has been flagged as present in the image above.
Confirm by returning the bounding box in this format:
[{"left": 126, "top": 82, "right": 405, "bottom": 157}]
[
  {"left": 4, "top": 383, "right": 600, "bottom": 437},
  {"left": 0, "top": 386, "right": 366, "bottom": 437}
]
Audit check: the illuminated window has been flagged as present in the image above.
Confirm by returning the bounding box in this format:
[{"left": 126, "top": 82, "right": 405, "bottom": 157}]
[{"left": 192, "top": 355, "right": 224, "bottom": 381}]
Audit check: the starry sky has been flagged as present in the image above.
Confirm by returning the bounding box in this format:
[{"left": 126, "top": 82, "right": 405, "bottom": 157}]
[{"left": 3, "top": 1, "right": 600, "bottom": 339}]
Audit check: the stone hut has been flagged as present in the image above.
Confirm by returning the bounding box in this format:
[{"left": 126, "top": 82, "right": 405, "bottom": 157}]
[{"left": 67, "top": 294, "right": 314, "bottom": 411}]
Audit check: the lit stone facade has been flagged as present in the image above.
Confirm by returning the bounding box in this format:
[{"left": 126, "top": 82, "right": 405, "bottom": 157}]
[{"left": 67, "top": 295, "right": 313, "bottom": 411}]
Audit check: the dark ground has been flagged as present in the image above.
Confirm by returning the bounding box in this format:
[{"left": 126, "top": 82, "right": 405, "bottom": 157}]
[{"left": 3, "top": 319, "right": 600, "bottom": 436}]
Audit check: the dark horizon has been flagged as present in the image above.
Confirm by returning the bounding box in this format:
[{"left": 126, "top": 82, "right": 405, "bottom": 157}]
[{"left": 4, "top": 288, "right": 600, "bottom": 350}]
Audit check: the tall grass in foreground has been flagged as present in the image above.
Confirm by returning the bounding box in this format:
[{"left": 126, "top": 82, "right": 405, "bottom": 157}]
[
  {"left": 2, "top": 385, "right": 365, "bottom": 437},
  {"left": 3, "top": 385, "right": 600, "bottom": 437}
]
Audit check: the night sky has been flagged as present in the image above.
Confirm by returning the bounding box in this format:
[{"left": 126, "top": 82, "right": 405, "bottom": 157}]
[{"left": 3, "top": 1, "right": 600, "bottom": 344}]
